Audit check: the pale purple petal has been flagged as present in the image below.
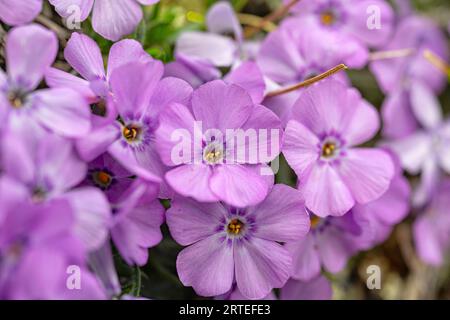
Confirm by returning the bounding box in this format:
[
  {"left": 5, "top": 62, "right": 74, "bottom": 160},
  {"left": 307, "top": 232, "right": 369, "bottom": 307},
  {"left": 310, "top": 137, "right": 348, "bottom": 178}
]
[
  {"left": 337, "top": 148, "right": 395, "bottom": 204},
  {"left": 285, "top": 235, "right": 321, "bottom": 281},
  {"left": 206, "top": 1, "right": 242, "bottom": 43},
  {"left": 92, "top": 0, "right": 143, "bottom": 41},
  {"left": 76, "top": 124, "right": 120, "bottom": 161},
  {"left": 49, "top": 0, "right": 93, "bottom": 20},
  {"left": 234, "top": 238, "right": 292, "bottom": 300},
  {"left": 107, "top": 39, "right": 150, "bottom": 77},
  {"left": 280, "top": 276, "right": 332, "bottom": 300},
  {"left": 225, "top": 62, "right": 265, "bottom": 104},
  {"left": 6, "top": 24, "right": 57, "bottom": 91},
  {"left": 410, "top": 81, "right": 443, "bottom": 130},
  {"left": 177, "top": 234, "right": 234, "bottom": 297},
  {"left": 0, "top": 0, "right": 42, "bottom": 26},
  {"left": 45, "top": 67, "right": 97, "bottom": 102}
]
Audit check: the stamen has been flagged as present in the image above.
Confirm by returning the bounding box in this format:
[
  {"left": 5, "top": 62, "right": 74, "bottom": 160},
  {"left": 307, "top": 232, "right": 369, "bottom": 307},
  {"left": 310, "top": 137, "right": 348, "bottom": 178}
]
[
  {"left": 266, "top": 64, "right": 348, "bottom": 98},
  {"left": 423, "top": 49, "right": 450, "bottom": 75},
  {"left": 320, "top": 11, "right": 335, "bottom": 26},
  {"left": 7, "top": 91, "right": 26, "bottom": 109},
  {"left": 310, "top": 215, "right": 322, "bottom": 229},
  {"left": 227, "top": 219, "right": 245, "bottom": 235},
  {"left": 93, "top": 170, "right": 113, "bottom": 189},
  {"left": 203, "top": 143, "right": 224, "bottom": 164},
  {"left": 321, "top": 142, "right": 336, "bottom": 158},
  {"left": 123, "top": 125, "right": 140, "bottom": 142}
]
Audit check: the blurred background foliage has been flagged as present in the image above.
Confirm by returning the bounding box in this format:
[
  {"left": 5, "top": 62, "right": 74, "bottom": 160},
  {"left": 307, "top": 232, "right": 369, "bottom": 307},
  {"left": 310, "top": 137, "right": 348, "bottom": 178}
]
[{"left": 0, "top": 0, "right": 449, "bottom": 300}]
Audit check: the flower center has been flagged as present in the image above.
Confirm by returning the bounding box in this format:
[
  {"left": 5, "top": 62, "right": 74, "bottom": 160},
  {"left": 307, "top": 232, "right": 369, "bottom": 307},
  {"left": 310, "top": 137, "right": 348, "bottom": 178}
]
[
  {"left": 227, "top": 218, "right": 245, "bottom": 236},
  {"left": 320, "top": 11, "right": 335, "bottom": 26},
  {"left": 7, "top": 90, "right": 27, "bottom": 109},
  {"left": 32, "top": 187, "right": 47, "bottom": 202},
  {"left": 92, "top": 170, "right": 113, "bottom": 189},
  {"left": 321, "top": 141, "right": 337, "bottom": 158},
  {"left": 310, "top": 215, "right": 322, "bottom": 229},
  {"left": 123, "top": 125, "right": 140, "bottom": 142},
  {"left": 90, "top": 100, "right": 107, "bottom": 117},
  {"left": 203, "top": 142, "right": 224, "bottom": 164}
]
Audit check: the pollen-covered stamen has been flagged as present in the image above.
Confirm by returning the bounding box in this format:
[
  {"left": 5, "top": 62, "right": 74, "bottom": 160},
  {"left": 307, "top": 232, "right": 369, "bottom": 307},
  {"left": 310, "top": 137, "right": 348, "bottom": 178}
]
[
  {"left": 310, "top": 215, "right": 322, "bottom": 229},
  {"left": 320, "top": 11, "right": 335, "bottom": 26},
  {"left": 227, "top": 218, "right": 245, "bottom": 236},
  {"left": 7, "top": 90, "right": 27, "bottom": 109},
  {"left": 123, "top": 125, "right": 140, "bottom": 142},
  {"left": 321, "top": 141, "right": 337, "bottom": 158},
  {"left": 203, "top": 142, "right": 224, "bottom": 164},
  {"left": 92, "top": 170, "right": 114, "bottom": 189}
]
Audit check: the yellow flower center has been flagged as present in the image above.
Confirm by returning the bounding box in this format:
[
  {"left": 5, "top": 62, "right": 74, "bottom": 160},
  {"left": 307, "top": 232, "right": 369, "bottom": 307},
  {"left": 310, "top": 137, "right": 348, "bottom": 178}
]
[
  {"left": 123, "top": 125, "right": 140, "bottom": 142},
  {"left": 227, "top": 219, "right": 245, "bottom": 235},
  {"left": 321, "top": 142, "right": 336, "bottom": 158},
  {"left": 310, "top": 215, "right": 322, "bottom": 229},
  {"left": 8, "top": 91, "right": 25, "bottom": 109},
  {"left": 203, "top": 143, "right": 224, "bottom": 164},
  {"left": 320, "top": 11, "right": 335, "bottom": 26}
]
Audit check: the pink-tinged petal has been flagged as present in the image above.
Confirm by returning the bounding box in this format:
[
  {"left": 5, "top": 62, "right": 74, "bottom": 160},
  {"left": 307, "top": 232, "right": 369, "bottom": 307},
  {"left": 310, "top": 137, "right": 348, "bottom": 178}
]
[
  {"left": 109, "top": 61, "right": 163, "bottom": 116},
  {"left": 283, "top": 120, "right": 320, "bottom": 178},
  {"left": 410, "top": 81, "right": 443, "bottom": 130},
  {"left": 291, "top": 79, "right": 356, "bottom": 136},
  {"left": 112, "top": 182, "right": 164, "bottom": 266},
  {"left": 248, "top": 184, "right": 310, "bottom": 242},
  {"left": 234, "top": 238, "right": 292, "bottom": 300},
  {"left": 88, "top": 242, "right": 121, "bottom": 297},
  {"left": 231, "top": 105, "right": 282, "bottom": 164},
  {"left": 303, "top": 164, "right": 355, "bottom": 217},
  {"left": 337, "top": 148, "right": 395, "bottom": 204},
  {"left": 166, "top": 197, "right": 228, "bottom": 246},
  {"left": 45, "top": 67, "right": 97, "bottom": 102},
  {"left": 381, "top": 89, "right": 418, "bottom": 139},
  {"left": 6, "top": 24, "right": 57, "bottom": 91},
  {"left": 92, "top": 0, "right": 143, "bottom": 41},
  {"left": 0, "top": 0, "right": 42, "bottom": 26},
  {"left": 225, "top": 62, "right": 265, "bottom": 104},
  {"left": 210, "top": 164, "right": 273, "bottom": 208},
  {"left": 147, "top": 77, "right": 193, "bottom": 119},
  {"left": 165, "top": 164, "right": 219, "bottom": 203},
  {"left": 412, "top": 157, "right": 440, "bottom": 208},
  {"left": 206, "top": 1, "right": 243, "bottom": 42},
  {"left": 316, "top": 228, "right": 351, "bottom": 273},
  {"left": 437, "top": 122, "right": 450, "bottom": 173},
  {"left": 155, "top": 102, "right": 201, "bottom": 166},
  {"left": 257, "top": 27, "right": 306, "bottom": 84},
  {"left": 76, "top": 124, "right": 119, "bottom": 161},
  {"left": 192, "top": 80, "right": 253, "bottom": 131},
  {"left": 107, "top": 39, "right": 150, "bottom": 77},
  {"left": 387, "top": 131, "right": 432, "bottom": 174},
  {"left": 177, "top": 234, "right": 234, "bottom": 297},
  {"left": 176, "top": 31, "right": 236, "bottom": 67},
  {"left": 31, "top": 88, "right": 91, "bottom": 138},
  {"left": 60, "top": 187, "right": 111, "bottom": 251},
  {"left": 49, "top": 0, "right": 93, "bottom": 20},
  {"left": 413, "top": 215, "right": 444, "bottom": 266},
  {"left": 107, "top": 140, "right": 162, "bottom": 182},
  {"left": 280, "top": 276, "right": 332, "bottom": 300},
  {"left": 285, "top": 235, "right": 321, "bottom": 281},
  {"left": 343, "top": 0, "right": 394, "bottom": 48},
  {"left": 0, "top": 176, "right": 30, "bottom": 221},
  {"left": 341, "top": 98, "right": 380, "bottom": 146},
  {"left": 64, "top": 33, "right": 105, "bottom": 81}
]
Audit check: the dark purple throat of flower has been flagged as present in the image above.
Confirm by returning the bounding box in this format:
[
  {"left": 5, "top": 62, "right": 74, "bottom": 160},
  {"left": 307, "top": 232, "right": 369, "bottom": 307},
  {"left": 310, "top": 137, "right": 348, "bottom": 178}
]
[{"left": 90, "top": 99, "right": 107, "bottom": 117}]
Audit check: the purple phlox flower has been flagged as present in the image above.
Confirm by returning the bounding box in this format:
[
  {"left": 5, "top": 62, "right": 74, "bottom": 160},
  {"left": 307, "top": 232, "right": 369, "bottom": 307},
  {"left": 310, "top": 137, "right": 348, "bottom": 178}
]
[
  {"left": 370, "top": 16, "right": 448, "bottom": 139},
  {"left": 285, "top": 209, "right": 372, "bottom": 281},
  {"left": 352, "top": 152, "right": 411, "bottom": 247},
  {"left": 0, "top": 24, "right": 91, "bottom": 138},
  {"left": 0, "top": 0, "right": 42, "bottom": 26},
  {"left": 155, "top": 79, "right": 281, "bottom": 207},
  {"left": 280, "top": 275, "right": 332, "bottom": 300},
  {"left": 175, "top": 1, "right": 247, "bottom": 68},
  {"left": 386, "top": 83, "right": 450, "bottom": 207},
  {"left": 82, "top": 153, "right": 135, "bottom": 202},
  {"left": 256, "top": 20, "right": 350, "bottom": 126},
  {"left": 76, "top": 60, "right": 193, "bottom": 189},
  {"left": 0, "top": 122, "right": 111, "bottom": 252},
  {"left": 282, "top": 79, "right": 395, "bottom": 217},
  {"left": 413, "top": 180, "right": 450, "bottom": 266},
  {"left": 49, "top": 0, "right": 160, "bottom": 41},
  {"left": 166, "top": 184, "right": 310, "bottom": 299},
  {"left": 45, "top": 32, "right": 152, "bottom": 128},
  {"left": 0, "top": 178, "right": 106, "bottom": 299},
  {"left": 110, "top": 179, "right": 165, "bottom": 266},
  {"left": 284, "top": 0, "right": 395, "bottom": 68}
]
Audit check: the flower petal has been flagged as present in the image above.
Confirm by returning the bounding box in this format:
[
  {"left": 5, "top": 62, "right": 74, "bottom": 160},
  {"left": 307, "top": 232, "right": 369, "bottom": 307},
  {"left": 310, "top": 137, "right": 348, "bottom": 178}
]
[
  {"left": 49, "top": 0, "right": 93, "bottom": 20},
  {"left": 0, "top": 0, "right": 42, "bottom": 26},
  {"left": 107, "top": 39, "right": 150, "bottom": 77},
  {"left": 280, "top": 276, "right": 332, "bottom": 300},
  {"left": 177, "top": 234, "right": 234, "bottom": 297},
  {"left": 285, "top": 235, "right": 321, "bottom": 281},
  {"left": 234, "top": 238, "right": 292, "bottom": 300}
]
